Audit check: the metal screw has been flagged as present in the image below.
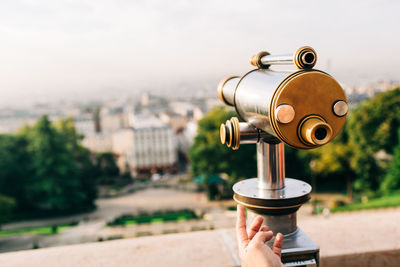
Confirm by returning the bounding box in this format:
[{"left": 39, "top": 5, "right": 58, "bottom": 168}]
[
  {"left": 333, "top": 100, "right": 348, "bottom": 117},
  {"left": 275, "top": 104, "right": 295, "bottom": 124}
]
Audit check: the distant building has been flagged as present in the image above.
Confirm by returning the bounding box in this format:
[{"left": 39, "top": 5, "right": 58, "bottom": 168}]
[
  {"left": 112, "top": 115, "right": 178, "bottom": 177},
  {"left": 169, "top": 101, "right": 204, "bottom": 121},
  {"left": 100, "top": 107, "right": 124, "bottom": 133},
  {"left": 159, "top": 111, "right": 188, "bottom": 133},
  {"left": 176, "top": 120, "right": 198, "bottom": 156},
  {"left": 74, "top": 114, "right": 96, "bottom": 137},
  {"left": 140, "top": 92, "right": 166, "bottom": 108},
  {"left": 82, "top": 133, "right": 113, "bottom": 153}
]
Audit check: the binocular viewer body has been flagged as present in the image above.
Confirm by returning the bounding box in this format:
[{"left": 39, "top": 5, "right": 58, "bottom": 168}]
[
  {"left": 218, "top": 47, "right": 348, "bottom": 150},
  {"left": 218, "top": 47, "right": 348, "bottom": 266}
]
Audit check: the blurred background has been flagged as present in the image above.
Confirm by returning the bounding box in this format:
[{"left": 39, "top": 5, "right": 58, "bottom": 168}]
[{"left": 0, "top": 0, "right": 399, "bottom": 266}]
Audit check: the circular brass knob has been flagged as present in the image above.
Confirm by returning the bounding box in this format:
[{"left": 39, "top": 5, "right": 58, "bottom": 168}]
[
  {"left": 230, "top": 117, "right": 240, "bottom": 150},
  {"left": 299, "top": 116, "right": 332, "bottom": 146},
  {"left": 219, "top": 117, "right": 240, "bottom": 150},
  {"left": 294, "top": 46, "right": 317, "bottom": 69},
  {"left": 220, "top": 124, "right": 227, "bottom": 144},
  {"left": 250, "top": 51, "right": 270, "bottom": 69}
]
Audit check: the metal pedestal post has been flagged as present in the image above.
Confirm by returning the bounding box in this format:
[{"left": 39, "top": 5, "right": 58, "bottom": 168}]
[{"left": 233, "top": 141, "right": 319, "bottom": 267}]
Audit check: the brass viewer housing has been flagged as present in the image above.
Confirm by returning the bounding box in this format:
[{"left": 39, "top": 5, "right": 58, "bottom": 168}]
[{"left": 218, "top": 46, "right": 347, "bottom": 150}]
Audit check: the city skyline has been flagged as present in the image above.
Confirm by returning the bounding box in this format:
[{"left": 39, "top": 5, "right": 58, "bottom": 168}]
[{"left": 1, "top": 0, "right": 400, "bottom": 107}]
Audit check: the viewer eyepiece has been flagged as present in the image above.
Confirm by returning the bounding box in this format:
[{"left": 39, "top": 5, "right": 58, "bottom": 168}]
[{"left": 315, "top": 127, "right": 327, "bottom": 141}]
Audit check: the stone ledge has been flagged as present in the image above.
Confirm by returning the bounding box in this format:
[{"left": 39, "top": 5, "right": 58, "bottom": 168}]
[
  {"left": 1, "top": 207, "right": 400, "bottom": 266},
  {"left": 321, "top": 249, "right": 400, "bottom": 267},
  {"left": 1, "top": 228, "right": 400, "bottom": 267},
  {"left": 0, "top": 230, "right": 237, "bottom": 267}
]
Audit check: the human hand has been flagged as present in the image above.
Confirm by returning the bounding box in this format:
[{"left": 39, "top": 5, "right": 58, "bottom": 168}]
[{"left": 236, "top": 205, "right": 284, "bottom": 267}]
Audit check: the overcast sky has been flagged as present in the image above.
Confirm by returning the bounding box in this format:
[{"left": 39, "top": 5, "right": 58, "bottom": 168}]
[{"left": 0, "top": 0, "right": 399, "bottom": 105}]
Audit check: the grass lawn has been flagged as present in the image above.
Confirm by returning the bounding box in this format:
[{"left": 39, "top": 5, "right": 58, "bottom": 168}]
[
  {"left": 108, "top": 210, "right": 199, "bottom": 226},
  {"left": 331, "top": 193, "right": 400, "bottom": 212},
  {"left": 0, "top": 223, "right": 76, "bottom": 237}
]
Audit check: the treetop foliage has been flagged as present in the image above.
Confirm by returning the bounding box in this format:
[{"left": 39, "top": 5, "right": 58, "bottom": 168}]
[{"left": 0, "top": 115, "right": 98, "bottom": 215}]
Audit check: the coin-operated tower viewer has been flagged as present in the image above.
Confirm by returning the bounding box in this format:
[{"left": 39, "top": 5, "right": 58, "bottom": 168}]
[{"left": 217, "top": 47, "right": 348, "bottom": 267}]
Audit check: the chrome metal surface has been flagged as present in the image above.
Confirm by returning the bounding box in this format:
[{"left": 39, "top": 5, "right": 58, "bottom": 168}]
[
  {"left": 218, "top": 76, "right": 240, "bottom": 106},
  {"left": 234, "top": 69, "right": 289, "bottom": 139},
  {"left": 270, "top": 228, "right": 319, "bottom": 267},
  {"left": 275, "top": 104, "right": 295, "bottom": 124},
  {"left": 239, "top": 122, "right": 259, "bottom": 144},
  {"left": 247, "top": 210, "right": 297, "bottom": 235},
  {"left": 257, "top": 142, "right": 285, "bottom": 190},
  {"left": 285, "top": 259, "right": 316, "bottom": 267},
  {"left": 256, "top": 47, "right": 317, "bottom": 69},
  {"left": 233, "top": 178, "right": 311, "bottom": 200},
  {"left": 259, "top": 53, "right": 293, "bottom": 66},
  {"left": 333, "top": 100, "right": 348, "bottom": 117}
]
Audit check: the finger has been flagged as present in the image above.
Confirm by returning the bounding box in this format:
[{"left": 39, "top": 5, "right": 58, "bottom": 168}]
[
  {"left": 247, "top": 216, "right": 264, "bottom": 240},
  {"left": 272, "top": 233, "right": 283, "bottom": 258},
  {"left": 253, "top": 230, "right": 274, "bottom": 244},
  {"left": 260, "top": 225, "right": 269, "bottom": 232},
  {"left": 236, "top": 205, "right": 249, "bottom": 247}
]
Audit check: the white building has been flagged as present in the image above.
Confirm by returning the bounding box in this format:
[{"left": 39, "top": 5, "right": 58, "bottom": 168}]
[
  {"left": 112, "top": 115, "right": 178, "bottom": 176},
  {"left": 82, "top": 133, "right": 113, "bottom": 153},
  {"left": 169, "top": 101, "right": 204, "bottom": 120},
  {"left": 74, "top": 115, "right": 96, "bottom": 137},
  {"left": 159, "top": 111, "right": 188, "bottom": 133},
  {"left": 100, "top": 107, "right": 124, "bottom": 133}
]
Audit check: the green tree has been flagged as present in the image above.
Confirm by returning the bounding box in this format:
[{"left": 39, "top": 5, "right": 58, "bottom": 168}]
[
  {"left": 21, "top": 116, "right": 93, "bottom": 211},
  {"left": 285, "top": 145, "right": 311, "bottom": 182},
  {"left": 0, "top": 134, "right": 31, "bottom": 208},
  {"left": 346, "top": 88, "right": 400, "bottom": 192},
  {"left": 348, "top": 89, "right": 400, "bottom": 154},
  {"left": 301, "top": 133, "right": 356, "bottom": 196},
  {"left": 56, "top": 117, "right": 98, "bottom": 207},
  {"left": 96, "top": 152, "right": 119, "bottom": 183},
  {"left": 189, "top": 106, "right": 257, "bottom": 180},
  {"left": 0, "top": 116, "right": 98, "bottom": 218},
  {"left": 380, "top": 129, "right": 400, "bottom": 193},
  {"left": 0, "top": 195, "right": 16, "bottom": 227}
]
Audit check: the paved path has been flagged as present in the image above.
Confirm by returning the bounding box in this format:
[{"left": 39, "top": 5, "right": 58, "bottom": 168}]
[
  {"left": 2, "top": 188, "right": 209, "bottom": 231},
  {"left": 0, "top": 188, "right": 230, "bottom": 252}
]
